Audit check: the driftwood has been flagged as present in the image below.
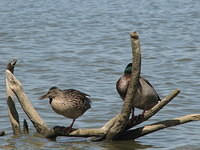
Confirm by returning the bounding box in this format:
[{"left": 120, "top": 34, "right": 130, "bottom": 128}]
[
  {"left": 5, "top": 32, "right": 200, "bottom": 141},
  {"left": 6, "top": 59, "right": 20, "bottom": 135}
]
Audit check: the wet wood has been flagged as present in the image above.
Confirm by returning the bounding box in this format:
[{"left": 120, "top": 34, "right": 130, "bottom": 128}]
[
  {"left": 6, "top": 70, "right": 50, "bottom": 136},
  {"left": 6, "top": 59, "right": 21, "bottom": 135},
  {"left": 6, "top": 59, "right": 17, "bottom": 74},
  {"left": 105, "top": 32, "right": 141, "bottom": 140},
  {"left": 126, "top": 89, "right": 180, "bottom": 129},
  {"left": 5, "top": 69, "right": 105, "bottom": 139},
  {"left": 117, "top": 114, "right": 200, "bottom": 140},
  {"left": 52, "top": 126, "right": 105, "bottom": 137}
]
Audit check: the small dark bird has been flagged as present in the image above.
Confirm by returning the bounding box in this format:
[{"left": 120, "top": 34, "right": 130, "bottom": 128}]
[
  {"left": 39, "top": 87, "right": 91, "bottom": 129},
  {"left": 116, "top": 63, "right": 160, "bottom": 119}
]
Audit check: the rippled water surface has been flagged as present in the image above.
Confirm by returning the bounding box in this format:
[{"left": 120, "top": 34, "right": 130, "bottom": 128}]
[{"left": 0, "top": 0, "right": 200, "bottom": 149}]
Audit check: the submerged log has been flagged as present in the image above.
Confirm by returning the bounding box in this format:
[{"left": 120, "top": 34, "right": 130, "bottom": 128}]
[{"left": 5, "top": 32, "right": 200, "bottom": 141}]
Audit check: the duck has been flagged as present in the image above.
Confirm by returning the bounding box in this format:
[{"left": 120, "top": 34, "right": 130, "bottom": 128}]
[
  {"left": 39, "top": 86, "right": 91, "bottom": 130},
  {"left": 116, "top": 63, "right": 160, "bottom": 119}
]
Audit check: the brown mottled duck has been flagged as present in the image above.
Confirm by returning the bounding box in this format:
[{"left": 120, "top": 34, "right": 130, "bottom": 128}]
[{"left": 40, "top": 87, "right": 91, "bottom": 129}]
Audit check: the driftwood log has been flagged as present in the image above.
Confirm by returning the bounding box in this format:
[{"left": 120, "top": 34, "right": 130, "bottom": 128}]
[
  {"left": 5, "top": 32, "right": 200, "bottom": 141},
  {"left": 6, "top": 59, "right": 20, "bottom": 135}
]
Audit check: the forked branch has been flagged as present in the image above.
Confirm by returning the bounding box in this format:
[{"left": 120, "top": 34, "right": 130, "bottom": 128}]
[
  {"left": 105, "top": 32, "right": 141, "bottom": 140},
  {"left": 6, "top": 59, "right": 20, "bottom": 135},
  {"left": 126, "top": 89, "right": 180, "bottom": 129},
  {"left": 5, "top": 32, "right": 199, "bottom": 141},
  {"left": 117, "top": 114, "right": 200, "bottom": 140}
]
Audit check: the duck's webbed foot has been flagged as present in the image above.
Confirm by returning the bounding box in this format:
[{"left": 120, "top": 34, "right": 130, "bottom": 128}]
[
  {"left": 53, "top": 126, "right": 75, "bottom": 135},
  {"left": 64, "top": 127, "right": 73, "bottom": 133},
  {"left": 64, "top": 119, "right": 76, "bottom": 133},
  {"left": 64, "top": 126, "right": 76, "bottom": 134}
]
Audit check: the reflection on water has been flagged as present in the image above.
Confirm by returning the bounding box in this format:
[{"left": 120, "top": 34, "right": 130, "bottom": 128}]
[
  {"left": 96, "top": 141, "right": 155, "bottom": 150},
  {"left": 0, "top": 0, "right": 200, "bottom": 149},
  {"left": 0, "top": 133, "right": 155, "bottom": 150}
]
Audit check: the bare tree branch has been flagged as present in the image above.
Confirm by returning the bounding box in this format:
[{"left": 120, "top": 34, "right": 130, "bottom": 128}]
[
  {"left": 5, "top": 33, "right": 197, "bottom": 142},
  {"left": 6, "top": 70, "right": 50, "bottom": 136},
  {"left": 126, "top": 89, "right": 180, "bottom": 129},
  {"left": 6, "top": 59, "right": 17, "bottom": 74},
  {"left": 6, "top": 59, "right": 21, "bottom": 135},
  {"left": 116, "top": 114, "right": 200, "bottom": 140},
  {"left": 105, "top": 32, "right": 141, "bottom": 140},
  {"left": 5, "top": 70, "right": 106, "bottom": 139}
]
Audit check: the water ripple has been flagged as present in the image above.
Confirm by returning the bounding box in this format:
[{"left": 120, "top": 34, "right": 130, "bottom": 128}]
[{"left": 0, "top": 0, "right": 200, "bottom": 149}]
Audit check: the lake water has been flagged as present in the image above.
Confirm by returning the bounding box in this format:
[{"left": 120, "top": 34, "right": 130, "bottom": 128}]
[{"left": 0, "top": 0, "right": 200, "bottom": 149}]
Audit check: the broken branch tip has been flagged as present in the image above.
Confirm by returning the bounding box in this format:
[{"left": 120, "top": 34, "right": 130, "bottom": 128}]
[{"left": 130, "top": 32, "right": 139, "bottom": 39}]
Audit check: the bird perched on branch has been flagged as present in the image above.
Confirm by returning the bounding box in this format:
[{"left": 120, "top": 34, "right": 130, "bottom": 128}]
[
  {"left": 116, "top": 63, "right": 160, "bottom": 119},
  {"left": 39, "top": 87, "right": 91, "bottom": 130}
]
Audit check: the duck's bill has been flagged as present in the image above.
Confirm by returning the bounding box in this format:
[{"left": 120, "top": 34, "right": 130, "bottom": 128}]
[{"left": 39, "top": 93, "right": 49, "bottom": 100}]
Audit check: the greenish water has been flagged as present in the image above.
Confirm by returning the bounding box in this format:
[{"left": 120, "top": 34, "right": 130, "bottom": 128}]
[{"left": 0, "top": 0, "right": 200, "bottom": 149}]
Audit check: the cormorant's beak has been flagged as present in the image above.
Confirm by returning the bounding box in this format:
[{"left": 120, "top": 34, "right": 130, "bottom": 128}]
[{"left": 39, "top": 92, "right": 49, "bottom": 100}]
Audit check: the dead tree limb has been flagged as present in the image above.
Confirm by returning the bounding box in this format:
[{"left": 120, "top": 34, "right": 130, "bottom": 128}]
[
  {"left": 6, "top": 70, "right": 106, "bottom": 139},
  {"left": 6, "top": 69, "right": 183, "bottom": 140},
  {"left": 117, "top": 114, "right": 200, "bottom": 140},
  {"left": 126, "top": 89, "right": 180, "bottom": 129},
  {"left": 6, "top": 70, "right": 50, "bottom": 136},
  {"left": 105, "top": 32, "right": 141, "bottom": 140},
  {"left": 6, "top": 59, "right": 21, "bottom": 135},
  {"left": 5, "top": 32, "right": 200, "bottom": 141}
]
